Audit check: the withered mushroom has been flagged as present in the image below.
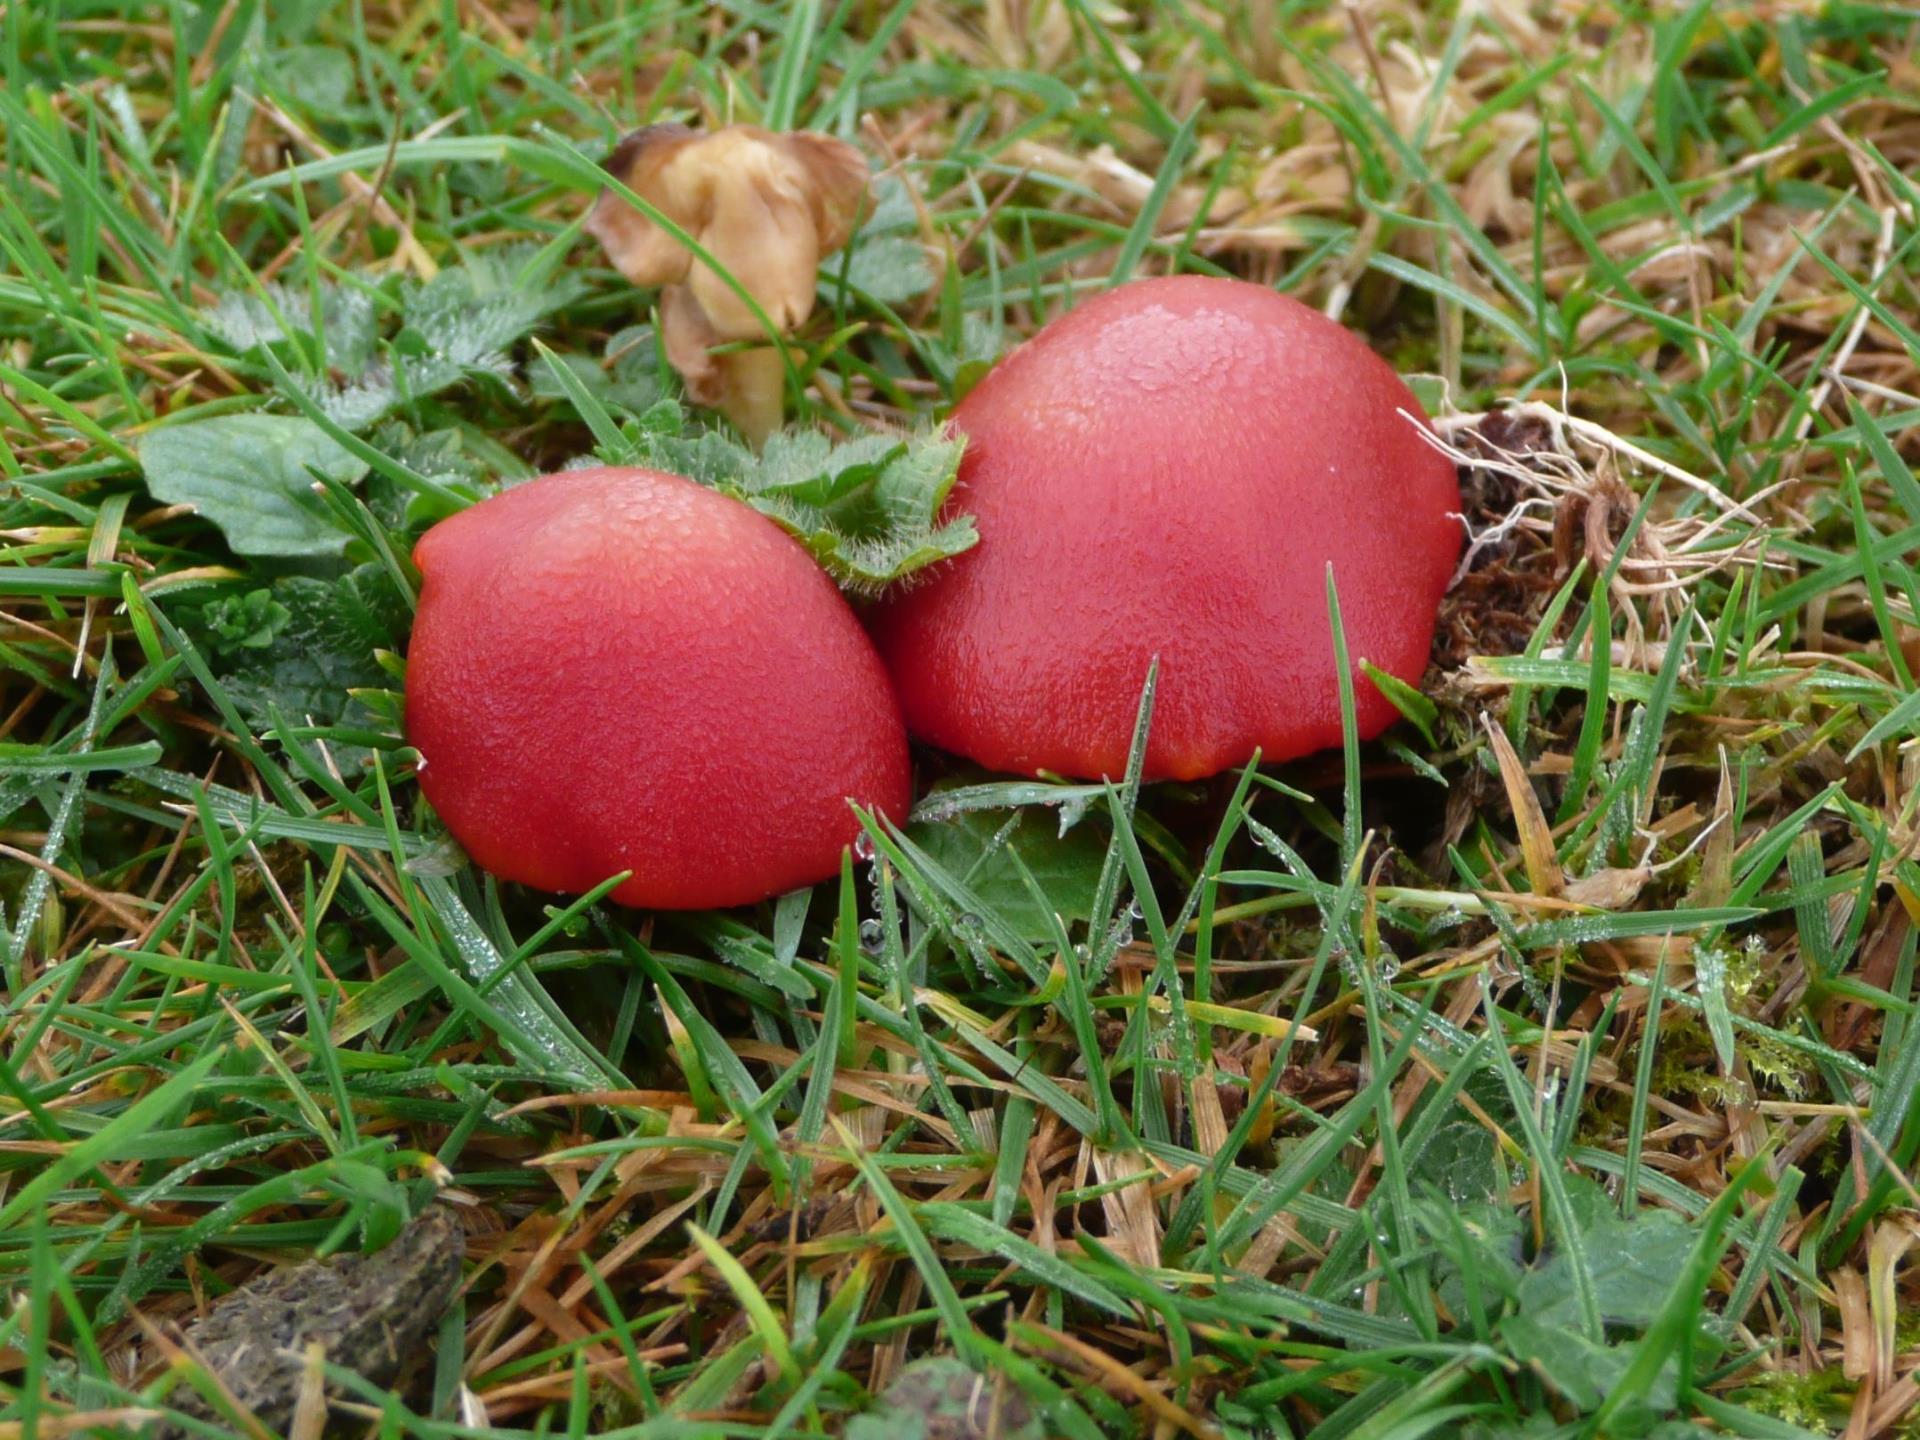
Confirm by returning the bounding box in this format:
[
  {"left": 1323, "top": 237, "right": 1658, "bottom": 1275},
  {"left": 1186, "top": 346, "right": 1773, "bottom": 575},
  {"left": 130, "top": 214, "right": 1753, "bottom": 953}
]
[{"left": 585, "top": 123, "right": 869, "bottom": 444}]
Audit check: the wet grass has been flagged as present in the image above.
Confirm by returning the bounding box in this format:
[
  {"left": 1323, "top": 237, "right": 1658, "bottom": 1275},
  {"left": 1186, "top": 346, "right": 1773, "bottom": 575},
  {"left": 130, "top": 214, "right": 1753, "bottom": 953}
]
[{"left": 2, "top": 1, "right": 1919, "bottom": 1436}]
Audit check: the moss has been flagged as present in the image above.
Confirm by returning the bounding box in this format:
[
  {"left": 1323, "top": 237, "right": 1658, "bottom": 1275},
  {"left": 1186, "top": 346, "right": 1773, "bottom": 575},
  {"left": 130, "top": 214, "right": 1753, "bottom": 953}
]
[{"left": 1725, "top": 1367, "right": 1854, "bottom": 1433}]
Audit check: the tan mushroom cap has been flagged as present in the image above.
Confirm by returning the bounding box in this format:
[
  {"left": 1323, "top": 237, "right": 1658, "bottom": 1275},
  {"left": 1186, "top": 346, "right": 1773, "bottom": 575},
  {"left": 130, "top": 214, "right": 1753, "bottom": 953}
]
[{"left": 585, "top": 124, "right": 870, "bottom": 444}]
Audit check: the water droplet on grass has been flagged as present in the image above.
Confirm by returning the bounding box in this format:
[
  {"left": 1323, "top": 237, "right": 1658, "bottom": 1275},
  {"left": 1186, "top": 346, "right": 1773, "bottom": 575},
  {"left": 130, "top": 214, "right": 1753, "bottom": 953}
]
[{"left": 1057, "top": 793, "right": 1092, "bottom": 834}]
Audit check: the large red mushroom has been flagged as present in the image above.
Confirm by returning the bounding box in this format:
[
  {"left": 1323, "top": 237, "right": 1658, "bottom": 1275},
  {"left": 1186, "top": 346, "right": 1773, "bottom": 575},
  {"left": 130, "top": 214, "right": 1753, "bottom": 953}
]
[
  {"left": 870, "top": 275, "right": 1461, "bottom": 782},
  {"left": 405, "top": 467, "right": 909, "bottom": 910}
]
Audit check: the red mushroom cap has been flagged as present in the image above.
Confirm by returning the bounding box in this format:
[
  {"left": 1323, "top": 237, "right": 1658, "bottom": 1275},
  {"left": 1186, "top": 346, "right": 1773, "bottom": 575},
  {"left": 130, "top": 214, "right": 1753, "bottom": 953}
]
[
  {"left": 870, "top": 275, "right": 1462, "bottom": 782},
  {"left": 405, "top": 467, "right": 909, "bottom": 909}
]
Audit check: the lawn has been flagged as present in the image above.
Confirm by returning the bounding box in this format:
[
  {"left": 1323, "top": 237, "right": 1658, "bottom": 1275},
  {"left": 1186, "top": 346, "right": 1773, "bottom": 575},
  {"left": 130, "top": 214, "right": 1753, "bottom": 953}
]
[{"left": 2, "top": 0, "right": 1919, "bottom": 1437}]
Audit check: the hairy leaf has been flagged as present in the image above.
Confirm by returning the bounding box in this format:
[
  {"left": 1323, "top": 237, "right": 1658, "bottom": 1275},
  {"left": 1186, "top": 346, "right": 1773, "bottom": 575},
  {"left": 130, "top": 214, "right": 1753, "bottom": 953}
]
[
  {"left": 197, "top": 564, "right": 409, "bottom": 730},
  {"left": 202, "top": 279, "right": 378, "bottom": 371},
  {"left": 201, "top": 252, "right": 585, "bottom": 435},
  {"left": 629, "top": 414, "right": 975, "bottom": 591}
]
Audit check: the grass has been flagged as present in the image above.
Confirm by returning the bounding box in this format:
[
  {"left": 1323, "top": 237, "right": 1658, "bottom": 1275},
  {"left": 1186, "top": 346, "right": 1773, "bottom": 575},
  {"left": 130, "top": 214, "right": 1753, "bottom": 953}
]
[{"left": 2, "top": 0, "right": 1920, "bottom": 1436}]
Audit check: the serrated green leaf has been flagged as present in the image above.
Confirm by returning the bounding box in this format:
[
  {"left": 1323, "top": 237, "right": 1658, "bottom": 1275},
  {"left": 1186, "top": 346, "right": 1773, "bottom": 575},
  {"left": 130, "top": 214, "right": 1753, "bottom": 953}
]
[
  {"left": 632, "top": 421, "right": 756, "bottom": 487},
  {"left": 202, "top": 278, "right": 379, "bottom": 372},
  {"left": 630, "top": 418, "right": 976, "bottom": 589},
  {"left": 231, "top": 250, "right": 589, "bottom": 432},
  {"left": 198, "top": 564, "right": 409, "bottom": 729}
]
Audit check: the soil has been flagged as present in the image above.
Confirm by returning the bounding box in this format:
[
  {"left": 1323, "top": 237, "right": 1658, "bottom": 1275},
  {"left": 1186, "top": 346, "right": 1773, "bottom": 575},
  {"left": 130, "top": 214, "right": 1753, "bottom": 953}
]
[{"left": 147, "top": 1205, "right": 464, "bottom": 1438}]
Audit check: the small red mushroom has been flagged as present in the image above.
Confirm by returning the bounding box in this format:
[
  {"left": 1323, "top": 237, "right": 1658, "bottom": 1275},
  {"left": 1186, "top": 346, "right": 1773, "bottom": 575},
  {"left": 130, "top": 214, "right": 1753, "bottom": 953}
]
[
  {"left": 870, "top": 275, "right": 1461, "bottom": 782},
  {"left": 405, "top": 467, "right": 909, "bottom": 910}
]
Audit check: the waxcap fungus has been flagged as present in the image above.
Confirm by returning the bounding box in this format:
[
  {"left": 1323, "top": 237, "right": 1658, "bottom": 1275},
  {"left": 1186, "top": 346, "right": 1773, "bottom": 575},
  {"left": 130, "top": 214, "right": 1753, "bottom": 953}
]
[{"left": 871, "top": 275, "right": 1463, "bottom": 782}]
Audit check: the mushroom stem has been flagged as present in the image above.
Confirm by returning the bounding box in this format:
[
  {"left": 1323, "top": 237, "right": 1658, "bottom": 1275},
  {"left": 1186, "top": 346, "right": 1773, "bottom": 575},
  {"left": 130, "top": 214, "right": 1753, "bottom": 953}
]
[{"left": 717, "top": 346, "right": 789, "bottom": 447}]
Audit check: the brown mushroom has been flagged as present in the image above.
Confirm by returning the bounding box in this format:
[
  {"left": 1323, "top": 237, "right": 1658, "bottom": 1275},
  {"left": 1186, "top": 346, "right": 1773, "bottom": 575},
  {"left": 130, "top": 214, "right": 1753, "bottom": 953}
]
[{"left": 585, "top": 123, "right": 869, "bottom": 444}]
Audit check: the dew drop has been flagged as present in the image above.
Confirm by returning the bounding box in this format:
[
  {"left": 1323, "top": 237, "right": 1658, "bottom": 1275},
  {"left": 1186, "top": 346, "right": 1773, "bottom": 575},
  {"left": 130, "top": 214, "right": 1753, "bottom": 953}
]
[{"left": 1057, "top": 794, "right": 1092, "bottom": 834}]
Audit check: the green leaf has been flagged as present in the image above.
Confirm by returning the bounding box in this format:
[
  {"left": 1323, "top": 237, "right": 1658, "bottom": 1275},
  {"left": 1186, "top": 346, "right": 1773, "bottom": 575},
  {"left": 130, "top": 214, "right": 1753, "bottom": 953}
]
[
  {"left": 855, "top": 1357, "right": 1045, "bottom": 1440},
  {"left": 138, "top": 414, "right": 369, "bottom": 557},
  {"left": 405, "top": 250, "right": 586, "bottom": 369},
  {"left": 1421, "top": 1198, "right": 1526, "bottom": 1328},
  {"left": 269, "top": 43, "right": 356, "bottom": 112},
  {"left": 275, "top": 249, "right": 587, "bottom": 431},
  {"left": 200, "top": 589, "right": 293, "bottom": 653},
  {"left": 197, "top": 564, "right": 409, "bottom": 729},
  {"left": 1361, "top": 659, "right": 1441, "bottom": 747},
  {"left": 634, "top": 421, "right": 977, "bottom": 591},
  {"left": 1600, "top": 1156, "right": 1767, "bottom": 1428},
  {"left": 202, "top": 278, "right": 378, "bottom": 372},
  {"left": 1499, "top": 1312, "right": 1674, "bottom": 1416},
  {"left": 1407, "top": 1120, "right": 1501, "bottom": 1206},
  {"left": 529, "top": 328, "right": 664, "bottom": 415},
  {"left": 908, "top": 809, "right": 1106, "bottom": 943},
  {"left": 832, "top": 234, "right": 935, "bottom": 303},
  {"left": 533, "top": 340, "right": 630, "bottom": 458},
  {"left": 1516, "top": 1182, "right": 1697, "bottom": 1330},
  {"left": 911, "top": 779, "right": 1106, "bottom": 833}
]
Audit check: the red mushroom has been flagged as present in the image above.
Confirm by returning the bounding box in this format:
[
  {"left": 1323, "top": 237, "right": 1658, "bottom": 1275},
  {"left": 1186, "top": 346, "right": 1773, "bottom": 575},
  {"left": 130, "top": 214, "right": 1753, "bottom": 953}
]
[
  {"left": 405, "top": 467, "right": 909, "bottom": 910},
  {"left": 870, "top": 275, "right": 1461, "bottom": 782}
]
